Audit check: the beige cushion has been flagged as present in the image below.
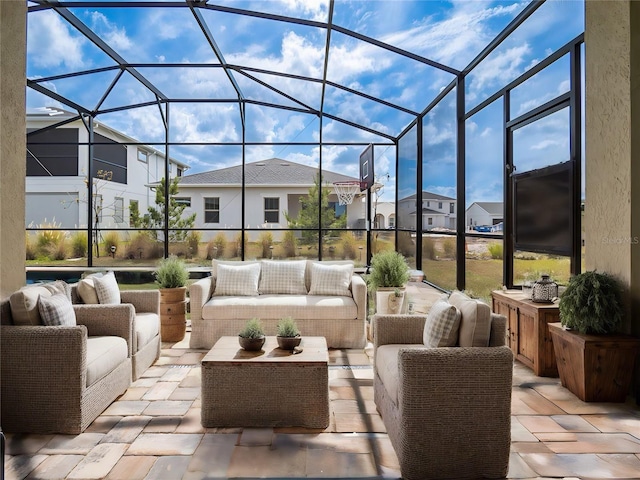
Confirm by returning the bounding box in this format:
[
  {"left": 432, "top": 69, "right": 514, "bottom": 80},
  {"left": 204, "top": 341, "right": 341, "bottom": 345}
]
[
  {"left": 258, "top": 260, "right": 307, "bottom": 294},
  {"left": 93, "top": 271, "right": 121, "bottom": 304},
  {"left": 423, "top": 298, "right": 461, "bottom": 347},
  {"left": 85, "top": 336, "right": 128, "bottom": 387},
  {"left": 9, "top": 284, "right": 59, "bottom": 326},
  {"left": 376, "top": 344, "right": 427, "bottom": 405},
  {"left": 135, "top": 312, "right": 160, "bottom": 351},
  {"left": 77, "top": 273, "right": 104, "bottom": 304},
  {"left": 308, "top": 263, "right": 353, "bottom": 296},
  {"left": 449, "top": 291, "right": 492, "bottom": 347},
  {"left": 210, "top": 260, "right": 260, "bottom": 296},
  {"left": 38, "top": 293, "right": 76, "bottom": 327},
  {"left": 213, "top": 263, "right": 261, "bottom": 296},
  {"left": 202, "top": 294, "right": 357, "bottom": 320}
]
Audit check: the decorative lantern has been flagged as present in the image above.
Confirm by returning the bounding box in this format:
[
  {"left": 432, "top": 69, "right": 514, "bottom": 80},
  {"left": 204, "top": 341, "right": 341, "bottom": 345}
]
[{"left": 531, "top": 274, "right": 558, "bottom": 303}]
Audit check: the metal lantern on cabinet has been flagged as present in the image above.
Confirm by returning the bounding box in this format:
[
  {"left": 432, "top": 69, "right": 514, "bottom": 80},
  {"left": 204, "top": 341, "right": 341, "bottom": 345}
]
[{"left": 531, "top": 274, "right": 558, "bottom": 303}]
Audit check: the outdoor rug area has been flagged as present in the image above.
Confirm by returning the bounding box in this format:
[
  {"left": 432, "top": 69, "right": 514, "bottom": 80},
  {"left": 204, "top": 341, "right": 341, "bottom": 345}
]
[{"left": 5, "top": 330, "right": 640, "bottom": 479}]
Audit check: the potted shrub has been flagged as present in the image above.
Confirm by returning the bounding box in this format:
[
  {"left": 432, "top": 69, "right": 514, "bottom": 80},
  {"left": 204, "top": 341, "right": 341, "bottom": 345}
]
[
  {"left": 550, "top": 270, "right": 640, "bottom": 402},
  {"left": 369, "top": 250, "right": 411, "bottom": 314},
  {"left": 155, "top": 256, "right": 190, "bottom": 342},
  {"left": 276, "top": 316, "right": 301, "bottom": 350},
  {"left": 238, "top": 318, "right": 266, "bottom": 351}
]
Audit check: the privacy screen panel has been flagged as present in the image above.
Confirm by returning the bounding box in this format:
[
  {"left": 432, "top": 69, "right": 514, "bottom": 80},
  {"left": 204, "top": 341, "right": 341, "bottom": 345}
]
[{"left": 27, "top": 128, "right": 79, "bottom": 177}]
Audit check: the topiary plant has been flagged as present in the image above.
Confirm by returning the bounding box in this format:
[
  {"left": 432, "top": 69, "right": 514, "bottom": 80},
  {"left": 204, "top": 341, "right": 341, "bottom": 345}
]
[
  {"left": 277, "top": 316, "right": 300, "bottom": 337},
  {"left": 154, "top": 255, "right": 189, "bottom": 289},
  {"left": 239, "top": 318, "right": 265, "bottom": 339},
  {"left": 558, "top": 270, "right": 624, "bottom": 334},
  {"left": 369, "top": 250, "right": 411, "bottom": 290}
]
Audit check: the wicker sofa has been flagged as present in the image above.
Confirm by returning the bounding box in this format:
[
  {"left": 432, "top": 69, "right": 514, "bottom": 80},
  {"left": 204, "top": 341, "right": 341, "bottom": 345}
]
[
  {"left": 189, "top": 259, "right": 367, "bottom": 349},
  {"left": 0, "top": 285, "right": 133, "bottom": 434},
  {"left": 373, "top": 291, "right": 513, "bottom": 480},
  {"left": 70, "top": 283, "right": 161, "bottom": 380}
]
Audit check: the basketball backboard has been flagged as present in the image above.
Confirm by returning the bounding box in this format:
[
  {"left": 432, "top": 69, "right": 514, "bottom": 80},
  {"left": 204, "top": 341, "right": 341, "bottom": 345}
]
[{"left": 359, "top": 144, "right": 374, "bottom": 191}]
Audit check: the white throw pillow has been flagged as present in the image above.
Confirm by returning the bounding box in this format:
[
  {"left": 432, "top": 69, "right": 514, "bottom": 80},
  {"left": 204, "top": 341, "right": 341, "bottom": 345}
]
[
  {"left": 9, "top": 284, "right": 54, "bottom": 326},
  {"left": 77, "top": 272, "right": 104, "bottom": 304},
  {"left": 423, "top": 298, "right": 461, "bottom": 347},
  {"left": 308, "top": 262, "right": 353, "bottom": 296},
  {"left": 449, "top": 291, "right": 492, "bottom": 347},
  {"left": 213, "top": 263, "right": 261, "bottom": 296},
  {"left": 93, "top": 271, "right": 121, "bottom": 304},
  {"left": 259, "top": 260, "right": 307, "bottom": 294},
  {"left": 38, "top": 293, "right": 77, "bottom": 327}
]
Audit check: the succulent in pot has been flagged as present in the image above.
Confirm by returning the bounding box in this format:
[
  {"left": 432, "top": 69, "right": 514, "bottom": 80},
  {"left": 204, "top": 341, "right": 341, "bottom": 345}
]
[
  {"left": 276, "top": 316, "right": 301, "bottom": 350},
  {"left": 238, "top": 318, "right": 266, "bottom": 351}
]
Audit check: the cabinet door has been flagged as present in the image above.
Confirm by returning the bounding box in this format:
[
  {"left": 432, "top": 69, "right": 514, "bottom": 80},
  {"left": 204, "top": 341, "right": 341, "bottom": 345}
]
[
  {"left": 492, "top": 299, "right": 514, "bottom": 348},
  {"left": 517, "top": 310, "right": 536, "bottom": 366}
]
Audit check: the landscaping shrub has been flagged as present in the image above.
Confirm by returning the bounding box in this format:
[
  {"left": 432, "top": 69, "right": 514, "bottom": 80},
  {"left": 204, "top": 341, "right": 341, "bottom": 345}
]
[
  {"left": 340, "top": 232, "right": 357, "bottom": 260},
  {"left": 47, "top": 238, "right": 68, "bottom": 260},
  {"left": 71, "top": 232, "right": 88, "bottom": 258},
  {"left": 259, "top": 231, "right": 274, "bottom": 258},
  {"left": 102, "top": 231, "right": 120, "bottom": 256},
  {"left": 187, "top": 231, "right": 201, "bottom": 257},
  {"left": 422, "top": 237, "right": 436, "bottom": 260},
  {"left": 281, "top": 230, "right": 298, "bottom": 258},
  {"left": 487, "top": 242, "right": 503, "bottom": 259},
  {"left": 397, "top": 231, "right": 414, "bottom": 257},
  {"left": 35, "top": 219, "right": 65, "bottom": 252},
  {"left": 25, "top": 233, "right": 37, "bottom": 260},
  {"left": 125, "top": 232, "right": 162, "bottom": 260},
  {"left": 442, "top": 237, "right": 456, "bottom": 259}
]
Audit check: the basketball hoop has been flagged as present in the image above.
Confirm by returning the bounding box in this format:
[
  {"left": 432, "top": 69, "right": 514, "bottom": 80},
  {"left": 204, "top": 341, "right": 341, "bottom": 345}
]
[{"left": 333, "top": 181, "right": 362, "bottom": 205}]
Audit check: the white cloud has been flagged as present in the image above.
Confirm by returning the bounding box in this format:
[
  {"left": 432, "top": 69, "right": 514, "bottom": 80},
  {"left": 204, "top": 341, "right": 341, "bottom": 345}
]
[
  {"left": 27, "top": 10, "right": 85, "bottom": 69},
  {"left": 469, "top": 43, "right": 531, "bottom": 92},
  {"left": 278, "top": 0, "right": 329, "bottom": 22},
  {"left": 89, "top": 11, "right": 133, "bottom": 52}
]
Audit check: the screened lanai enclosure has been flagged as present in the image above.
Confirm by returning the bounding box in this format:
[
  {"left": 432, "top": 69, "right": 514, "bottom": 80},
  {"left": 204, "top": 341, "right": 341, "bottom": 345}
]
[{"left": 26, "top": 0, "right": 585, "bottom": 298}]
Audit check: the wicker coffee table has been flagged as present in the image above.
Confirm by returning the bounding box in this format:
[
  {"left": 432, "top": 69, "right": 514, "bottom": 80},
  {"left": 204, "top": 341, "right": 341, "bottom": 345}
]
[{"left": 201, "top": 336, "right": 329, "bottom": 428}]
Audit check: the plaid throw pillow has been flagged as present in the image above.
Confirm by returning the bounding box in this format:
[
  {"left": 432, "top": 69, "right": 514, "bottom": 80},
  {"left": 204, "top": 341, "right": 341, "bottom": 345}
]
[
  {"left": 423, "top": 298, "right": 461, "bottom": 347},
  {"left": 38, "top": 293, "right": 76, "bottom": 327},
  {"left": 308, "top": 262, "right": 353, "bottom": 296},
  {"left": 214, "top": 263, "right": 261, "bottom": 296},
  {"left": 259, "top": 260, "right": 307, "bottom": 294},
  {"left": 93, "top": 271, "right": 121, "bottom": 304}
]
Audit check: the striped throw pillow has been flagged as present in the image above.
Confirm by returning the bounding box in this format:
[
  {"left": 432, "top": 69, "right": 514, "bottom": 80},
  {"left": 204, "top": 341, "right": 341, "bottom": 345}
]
[
  {"left": 38, "top": 293, "right": 76, "bottom": 327},
  {"left": 423, "top": 298, "right": 461, "bottom": 347}
]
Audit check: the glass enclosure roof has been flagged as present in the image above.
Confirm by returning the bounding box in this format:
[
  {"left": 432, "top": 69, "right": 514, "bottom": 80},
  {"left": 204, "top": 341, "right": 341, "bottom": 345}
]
[{"left": 26, "top": 0, "right": 585, "bottom": 179}]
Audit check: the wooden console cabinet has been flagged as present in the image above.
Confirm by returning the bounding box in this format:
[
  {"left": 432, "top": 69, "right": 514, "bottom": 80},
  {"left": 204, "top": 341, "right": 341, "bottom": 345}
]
[{"left": 491, "top": 290, "right": 559, "bottom": 377}]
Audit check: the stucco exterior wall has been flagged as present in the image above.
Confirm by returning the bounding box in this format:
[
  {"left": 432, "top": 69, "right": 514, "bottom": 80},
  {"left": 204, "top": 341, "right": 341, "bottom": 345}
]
[
  {"left": 585, "top": 0, "right": 640, "bottom": 335},
  {"left": 0, "top": 1, "right": 27, "bottom": 298}
]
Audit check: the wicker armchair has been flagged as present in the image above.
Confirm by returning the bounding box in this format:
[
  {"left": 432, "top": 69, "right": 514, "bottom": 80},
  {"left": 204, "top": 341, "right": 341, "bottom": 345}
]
[
  {"left": 71, "top": 286, "right": 161, "bottom": 380},
  {"left": 0, "top": 300, "right": 132, "bottom": 434},
  {"left": 373, "top": 312, "right": 513, "bottom": 480}
]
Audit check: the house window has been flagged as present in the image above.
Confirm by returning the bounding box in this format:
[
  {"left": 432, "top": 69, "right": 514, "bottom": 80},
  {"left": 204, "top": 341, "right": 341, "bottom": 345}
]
[
  {"left": 428, "top": 217, "right": 433, "bottom": 226},
  {"left": 129, "top": 200, "right": 139, "bottom": 226},
  {"left": 450, "top": 202, "right": 455, "bottom": 214},
  {"left": 174, "top": 197, "right": 191, "bottom": 207},
  {"left": 438, "top": 202, "right": 443, "bottom": 209},
  {"left": 114, "top": 197, "right": 124, "bottom": 223},
  {"left": 177, "top": 167, "right": 183, "bottom": 177},
  {"left": 264, "top": 197, "right": 279, "bottom": 223},
  {"left": 204, "top": 197, "right": 220, "bottom": 223},
  {"left": 328, "top": 201, "right": 346, "bottom": 219},
  {"left": 137, "top": 149, "right": 148, "bottom": 163},
  {"left": 426, "top": 201, "right": 430, "bottom": 207}
]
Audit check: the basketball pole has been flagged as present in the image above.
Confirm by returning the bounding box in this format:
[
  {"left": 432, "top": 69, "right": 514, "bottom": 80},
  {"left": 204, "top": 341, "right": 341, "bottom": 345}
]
[{"left": 366, "top": 184, "right": 372, "bottom": 273}]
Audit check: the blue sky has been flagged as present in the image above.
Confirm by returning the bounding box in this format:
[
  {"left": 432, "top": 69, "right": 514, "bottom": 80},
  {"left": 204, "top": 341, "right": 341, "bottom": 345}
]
[{"left": 26, "top": 0, "right": 585, "bottom": 204}]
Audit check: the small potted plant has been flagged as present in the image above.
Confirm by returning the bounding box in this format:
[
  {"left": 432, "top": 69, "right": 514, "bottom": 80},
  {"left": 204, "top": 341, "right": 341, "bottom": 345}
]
[
  {"left": 549, "top": 270, "right": 640, "bottom": 402},
  {"left": 369, "top": 250, "right": 411, "bottom": 314},
  {"left": 155, "top": 256, "right": 190, "bottom": 342},
  {"left": 276, "top": 316, "right": 301, "bottom": 350},
  {"left": 238, "top": 318, "right": 266, "bottom": 351}
]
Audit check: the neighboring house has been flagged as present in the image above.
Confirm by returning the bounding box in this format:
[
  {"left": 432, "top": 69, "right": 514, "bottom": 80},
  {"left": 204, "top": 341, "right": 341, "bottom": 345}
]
[
  {"left": 175, "top": 158, "right": 362, "bottom": 241},
  {"left": 397, "top": 191, "right": 456, "bottom": 231},
  {"left": 466, "top": 202, "right": 504, "bottom": 230},
  {"left": 373, "top": 201, "right": 396, "bottom": 229},
  {"left": 26, "top": 107, "right": 189, "bottom": 230}
]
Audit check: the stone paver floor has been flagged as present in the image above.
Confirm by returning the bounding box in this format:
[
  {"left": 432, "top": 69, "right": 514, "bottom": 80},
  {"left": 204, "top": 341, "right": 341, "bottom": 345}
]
[{"left": 5, "top": 329, "right": 640, "bottom": 479}]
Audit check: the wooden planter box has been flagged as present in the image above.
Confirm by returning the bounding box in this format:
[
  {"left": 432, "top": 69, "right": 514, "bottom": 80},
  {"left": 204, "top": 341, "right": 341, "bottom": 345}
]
[
  {"left": 160, "top": 287, "right": 187, "bottom": 342},
  {"left": 548, "top": 322, "right": 640, "bottom": 402}
]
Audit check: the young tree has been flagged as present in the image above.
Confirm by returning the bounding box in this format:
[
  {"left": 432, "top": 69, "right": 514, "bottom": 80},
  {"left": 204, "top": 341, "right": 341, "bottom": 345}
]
[
  {"left": 285, "top": 174, "right": 346, "bottom": 245},
  {"left": 131, "top": 177, "right": 196, "bottom": 242}
]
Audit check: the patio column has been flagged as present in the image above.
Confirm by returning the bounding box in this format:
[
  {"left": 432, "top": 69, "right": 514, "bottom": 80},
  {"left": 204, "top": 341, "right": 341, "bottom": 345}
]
[{"left": 0, "top": 0, "right": 27, "bottom": 298}]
